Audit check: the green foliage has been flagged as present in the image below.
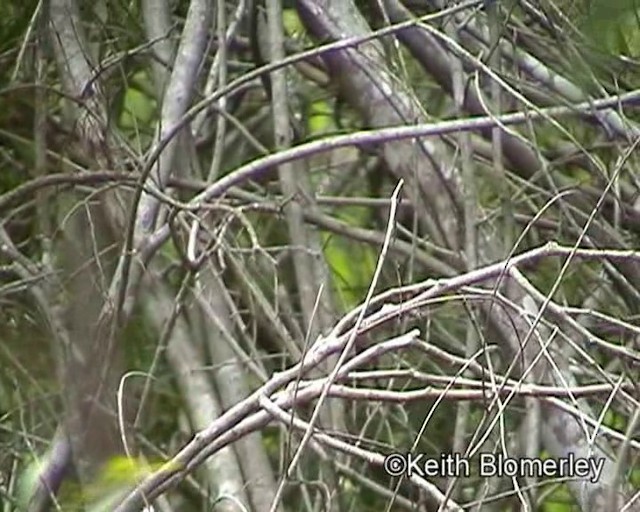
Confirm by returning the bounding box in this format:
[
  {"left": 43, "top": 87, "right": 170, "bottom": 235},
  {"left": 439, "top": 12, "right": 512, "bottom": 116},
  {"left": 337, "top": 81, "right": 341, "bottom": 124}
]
[
  {"left": 307, "top": 98, "right": 336, "bottom": 137},
  {"left": 0, "top": 0, "right": 38, "bottom": 54},
  {"left": 96, "top": 455, "right": 167, "bottom": 487},
  {"left": 1, "top": 0, "right": 639, "bottom": 510},
  {"left": 118, "top": 71, "right": 157, "bottom": 147},
  {"left": 0, "top": 152, "right": 25, "bottom": 195},
  {"left": 17, "top": 455, "right": 170, "bottom": 512},
  {"left": 602, "top": 408, "right": 627, "bottom": 431},
  {"left": 631, "top": 464, "right": 640, "bottom": 488},
  {"left": 119, "top": 84, "right": 155, "bottom": 129},
  {"left": 577, "top": 0, "right": 640, "bottom": 86},
  {"left": 535, "top": 450, "right": 577, "bottom": 511},
  {"left": 283, "top": 8, "right": 305, "bottom": 38},
  {"left": 321, "top": 207, "right": 376, "bottom": 310},
  {"left": 582, "top": 0, "right": 640, "bottom": 57},
  {"left": 540, "top": 482, "right": 578, "bottom": 512}
]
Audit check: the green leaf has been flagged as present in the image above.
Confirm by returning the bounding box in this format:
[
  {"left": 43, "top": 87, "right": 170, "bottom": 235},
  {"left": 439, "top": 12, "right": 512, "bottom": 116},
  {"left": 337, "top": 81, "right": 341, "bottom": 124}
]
[
  {"left": 307, "top": 99, "right": 335, "bottom": 137},
  {"left": 283, "top": 9, "right": 304, "bottom": 37},
  {"left": 582, "top": 0, "right": 640, "bottom": 57},
  {"left": 322, "top": 208, "right": 376, "bottom": 309},
  {"left": 119, "top": 73, "right": 156, "bottom": 129}
]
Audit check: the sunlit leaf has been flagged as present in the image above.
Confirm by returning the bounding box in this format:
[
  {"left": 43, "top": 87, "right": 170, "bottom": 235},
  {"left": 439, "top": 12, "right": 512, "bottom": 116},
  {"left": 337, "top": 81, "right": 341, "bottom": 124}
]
[
  {"left": 307, "top": 98, "right": 335, "bottom": 136},
  {"left": 283, "top": 8, "right": 304, "bottom": 37}
]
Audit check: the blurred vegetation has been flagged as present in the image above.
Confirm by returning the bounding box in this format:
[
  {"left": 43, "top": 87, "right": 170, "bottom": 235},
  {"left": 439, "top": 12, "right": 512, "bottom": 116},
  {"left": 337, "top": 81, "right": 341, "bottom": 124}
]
[{"left": 0, "top": 0, "right": 639, "bottom": 511}]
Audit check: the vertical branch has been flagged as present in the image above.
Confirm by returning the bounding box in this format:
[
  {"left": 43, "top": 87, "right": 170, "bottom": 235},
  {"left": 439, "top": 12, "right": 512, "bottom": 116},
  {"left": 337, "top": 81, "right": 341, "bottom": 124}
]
[
  {"left": 264, "top": 2, "right": 344, "bottom": 507},
  {"left": 205, "top": 0, "right": 230, "bottom": 181},
  {"left": 265, "top": 0, "right": 320, "bottom": 334},
  {"left": 193, "top": 267, "right": 283, "bottom": 512},
  {"left": 47, "top": 0, "right": 127, "bottom": 492},
  {"left": 135, "top": 0, "right": 212, "bottom": 237},
  {"left": 445, "top": 10, "right": 478, "bottom": 503},
  {"left": 143, "top": 275, "right": 251, "bottom": 511},
  {"left": 486, "top": 2, "right": 511, "bottom": 251},
  {"left": 142, "top": 0, "right": 175, "bottom": 98}
]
